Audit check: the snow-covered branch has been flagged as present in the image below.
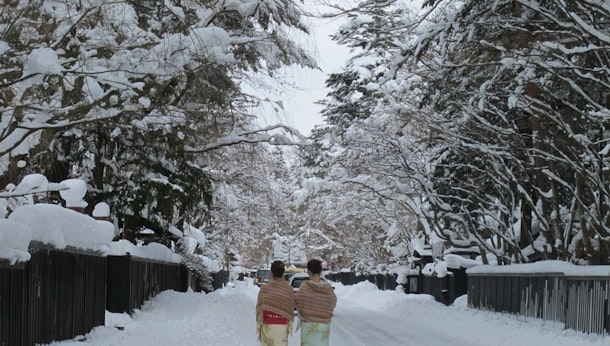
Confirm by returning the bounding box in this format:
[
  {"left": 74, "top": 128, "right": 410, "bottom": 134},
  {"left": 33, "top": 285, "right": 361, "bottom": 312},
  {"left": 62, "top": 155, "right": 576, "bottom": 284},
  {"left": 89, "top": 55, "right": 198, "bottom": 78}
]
[{"left": 185, "top": 124, "right": 312, "bottom": 153}]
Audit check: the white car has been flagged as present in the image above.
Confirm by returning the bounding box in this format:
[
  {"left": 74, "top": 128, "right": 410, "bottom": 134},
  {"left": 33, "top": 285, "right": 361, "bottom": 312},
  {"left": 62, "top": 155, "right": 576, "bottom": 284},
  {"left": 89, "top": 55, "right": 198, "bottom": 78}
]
[{"left": 288, "top": 272, "right": 310, "bottom": 293}]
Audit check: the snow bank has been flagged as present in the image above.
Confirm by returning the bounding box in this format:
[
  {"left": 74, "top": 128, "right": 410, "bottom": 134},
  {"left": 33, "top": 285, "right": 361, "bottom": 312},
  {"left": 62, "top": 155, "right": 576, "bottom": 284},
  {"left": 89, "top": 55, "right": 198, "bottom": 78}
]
[{"left": 333, "top": 280, "right": 413, "bottom": 311}]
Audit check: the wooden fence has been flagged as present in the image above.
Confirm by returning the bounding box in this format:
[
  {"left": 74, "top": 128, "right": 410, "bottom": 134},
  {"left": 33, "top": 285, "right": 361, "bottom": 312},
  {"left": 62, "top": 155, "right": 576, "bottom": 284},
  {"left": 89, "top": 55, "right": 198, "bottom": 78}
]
[
  {"left": 468, "top": 273, "right": 610, "bottom": 334},
  {"left": 0, "top": 248, "right": 203, "bottom": 346},
  {"left": 0, "top": 246, "right": 106, "bottom": 346},
  {"left": 106, "top": 254, "right": 188, "bottom": 314}
]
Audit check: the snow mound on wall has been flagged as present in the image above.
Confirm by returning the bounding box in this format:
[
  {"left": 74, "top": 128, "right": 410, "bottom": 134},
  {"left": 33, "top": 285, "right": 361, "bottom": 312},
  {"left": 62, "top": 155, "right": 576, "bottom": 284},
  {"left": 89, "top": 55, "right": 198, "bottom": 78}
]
[
  {"left": 0, "top": 218, "right": 33, "bottom": 264},
  {"left": 8, "top": 203, "right": 114, "bottom": 252},
  {"left": 107, "top": 239, "right": 182, "bottom": 264}
]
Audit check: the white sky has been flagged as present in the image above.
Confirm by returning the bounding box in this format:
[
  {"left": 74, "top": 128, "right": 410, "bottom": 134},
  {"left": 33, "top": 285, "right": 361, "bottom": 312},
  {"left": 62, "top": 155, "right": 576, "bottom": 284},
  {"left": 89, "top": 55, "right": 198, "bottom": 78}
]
[
  {"left": 283, "top": 16, "right": 350, "bottom": 136},
  {"left": 45, "top": 279, "right": 607, "bottom": 346},
  {"left": 253, "top": 10, "right": 351, "bottom": 137}
]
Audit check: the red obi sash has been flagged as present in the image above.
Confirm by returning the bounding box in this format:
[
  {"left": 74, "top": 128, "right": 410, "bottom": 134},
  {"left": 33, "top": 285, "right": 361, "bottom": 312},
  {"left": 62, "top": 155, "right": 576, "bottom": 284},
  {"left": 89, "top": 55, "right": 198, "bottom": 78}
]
[{"left": 263, "top": 310, "right": 288, "bottom": 325}]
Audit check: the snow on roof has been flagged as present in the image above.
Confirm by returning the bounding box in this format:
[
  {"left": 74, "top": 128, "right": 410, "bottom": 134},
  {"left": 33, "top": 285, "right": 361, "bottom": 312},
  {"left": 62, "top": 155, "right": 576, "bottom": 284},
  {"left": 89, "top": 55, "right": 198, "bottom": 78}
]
[
  {"left": 445, "top": 254, "right": 481, "bottom": 269},
  {"left": 445, "top": 246, "right": 480, "bottom": 254}
]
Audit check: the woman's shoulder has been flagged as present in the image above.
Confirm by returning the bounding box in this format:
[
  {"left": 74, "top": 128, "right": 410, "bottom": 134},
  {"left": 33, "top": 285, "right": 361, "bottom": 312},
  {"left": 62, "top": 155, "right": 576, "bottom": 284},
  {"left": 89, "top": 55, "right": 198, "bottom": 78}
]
[{"left": 301, "top": 280, "right": 332, "bottom": 291}]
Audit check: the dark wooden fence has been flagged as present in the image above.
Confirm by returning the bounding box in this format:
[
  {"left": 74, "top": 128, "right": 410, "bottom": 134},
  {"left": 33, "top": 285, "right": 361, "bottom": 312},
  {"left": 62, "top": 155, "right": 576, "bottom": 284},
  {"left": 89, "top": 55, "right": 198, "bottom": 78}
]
[
  {"left": 420, "top": 269, "right": 468, "bottom": 305},
  {"left": 0, "top": 246, "right": 106, "bottom": 346},
  {"left": 212, "top": 270, "right": 229, "bottom": 290},
  {"left": 1, "top": 248, "right": 207, "bottom": 346},
  {"left": 564, "top": 277, "right": 610, "bottom": 334},
  {"left": 468, "top": 272, "right": 610, "bottom": 334},
  {"left": 106, "top": 254, "right": 188, "bottom": 314}
]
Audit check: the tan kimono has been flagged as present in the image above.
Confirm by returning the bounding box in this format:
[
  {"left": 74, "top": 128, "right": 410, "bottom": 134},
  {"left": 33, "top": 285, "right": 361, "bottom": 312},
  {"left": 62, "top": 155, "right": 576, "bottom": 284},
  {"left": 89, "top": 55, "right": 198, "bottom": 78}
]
[
  {"left": 295, "top": 281, "right": 337, "bottom": 346},
  {"left": 255, "top": 278, "right": 295, "bottom": 346}
]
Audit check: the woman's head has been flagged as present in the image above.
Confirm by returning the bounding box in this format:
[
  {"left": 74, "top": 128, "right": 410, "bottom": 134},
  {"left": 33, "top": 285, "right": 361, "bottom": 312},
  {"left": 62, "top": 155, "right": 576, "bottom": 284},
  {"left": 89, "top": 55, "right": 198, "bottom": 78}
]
[
  {"left": 270, "top": 260, "right": 285, "bottom": 278},
  {"left": 307, "top": 259, "right": 322, "bottom": 275}
]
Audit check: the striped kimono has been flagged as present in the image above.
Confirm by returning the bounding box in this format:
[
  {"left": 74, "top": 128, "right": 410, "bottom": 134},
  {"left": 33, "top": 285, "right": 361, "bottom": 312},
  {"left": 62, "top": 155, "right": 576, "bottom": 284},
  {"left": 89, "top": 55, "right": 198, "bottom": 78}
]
[
  {"left": 295, "top": 281, "right": 337, "bottom": 346},
  {"left": 256, "top": 278, "right": 295, "bottom": 346}
]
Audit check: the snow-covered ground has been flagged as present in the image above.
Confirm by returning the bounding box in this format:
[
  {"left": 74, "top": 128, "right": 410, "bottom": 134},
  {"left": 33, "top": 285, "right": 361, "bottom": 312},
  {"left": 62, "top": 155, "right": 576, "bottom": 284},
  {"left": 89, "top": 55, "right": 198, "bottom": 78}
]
[{"left": 45, "top": 279, "right": 607, "bottom": 346}]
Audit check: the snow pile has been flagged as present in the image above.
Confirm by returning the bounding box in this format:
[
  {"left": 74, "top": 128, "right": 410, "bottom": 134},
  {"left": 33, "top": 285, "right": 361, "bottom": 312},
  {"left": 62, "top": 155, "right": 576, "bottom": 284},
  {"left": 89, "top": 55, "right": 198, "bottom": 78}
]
[
  {"left": 422, "top": 261, "right": 448, "bottom": 277},
  {"left": 0, "top": 174, "right": 181, "bottom": 265},
  {"left": 390, "top": 264, "right": 419, "bottom": 284},
  {"left": 59, "top": 179, "right": 88, "bottom": 208},
  {"left": 0, "top": 174, "right": 67, "bottom": 216},
  {"left": 92, "top": 202, "right": 111, "bottom": 219},
  {"left": 333, "top": 280, "right": 411, "bottom": 311},
  {"left": 196, "top": 253, "right": 221, "bottom": 272},
  {"left": 9, "top": 204, "right": 114, "bottom": 252},
  {"left": 0, "top": 218, "right": 32, "bottom": 264}
]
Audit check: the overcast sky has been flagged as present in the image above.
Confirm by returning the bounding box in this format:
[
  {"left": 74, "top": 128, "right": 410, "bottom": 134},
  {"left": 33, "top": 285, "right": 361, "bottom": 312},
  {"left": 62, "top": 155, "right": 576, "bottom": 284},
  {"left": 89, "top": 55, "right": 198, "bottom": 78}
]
[
  {"left": 251, "top": 6, "right": 351, "bottom": 137},
  {"left": 283, "top": 15, "right": 350, "bottom": 136}
]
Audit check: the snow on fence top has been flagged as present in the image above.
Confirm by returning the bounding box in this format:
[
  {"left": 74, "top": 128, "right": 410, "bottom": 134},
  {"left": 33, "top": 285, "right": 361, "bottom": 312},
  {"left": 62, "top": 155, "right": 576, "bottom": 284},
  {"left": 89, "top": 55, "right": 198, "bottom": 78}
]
[
  {"left": 467, "top": 260, "right": 610, "bottom": 277},
  {"left": 0, "top": 203, "right": 182, "bottom": 264},
  {"left": 0, "top": 218, "right": 32, "bottom": 264},
  {"left": 107, "top": 239, "right": 182, "bottom": 264},
  {"left": 9, "top": 204, "right": 114, "bottom": 252},
  {"left": 0, "top": 174, "right": 181, "bottom": 265}
]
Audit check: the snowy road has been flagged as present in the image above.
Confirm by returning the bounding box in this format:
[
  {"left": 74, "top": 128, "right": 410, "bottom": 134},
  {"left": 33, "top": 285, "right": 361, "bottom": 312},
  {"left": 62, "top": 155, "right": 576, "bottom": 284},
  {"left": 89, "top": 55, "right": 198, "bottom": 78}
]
[
  {"left": 48, "top": 280, "right": 606, "bottom": 346},
  {"left": 329, "top": 305, "right": 472, "bottom": 346}
]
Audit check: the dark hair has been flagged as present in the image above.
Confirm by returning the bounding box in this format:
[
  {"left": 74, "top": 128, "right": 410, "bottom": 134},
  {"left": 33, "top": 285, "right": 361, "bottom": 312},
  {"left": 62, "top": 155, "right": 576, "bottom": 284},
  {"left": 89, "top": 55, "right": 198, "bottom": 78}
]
[
  {"left": 307, "top": 259, "right": 322, "bottom": 275},
  {"left": 271, "top": 260, "right": 285, "bottom": 278}
]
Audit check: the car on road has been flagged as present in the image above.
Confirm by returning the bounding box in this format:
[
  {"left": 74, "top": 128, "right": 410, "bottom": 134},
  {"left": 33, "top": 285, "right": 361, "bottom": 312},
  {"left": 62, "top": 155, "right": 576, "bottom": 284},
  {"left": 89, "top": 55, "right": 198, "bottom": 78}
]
[
  {"left": 255, "top": 269, "right": 272, "bottom": 287},
  {"left": 288, "top": 272, "right": 311, "bottom": 293},
  {"left": 283, "top": 266, "right": 305, "bottom": 281}
]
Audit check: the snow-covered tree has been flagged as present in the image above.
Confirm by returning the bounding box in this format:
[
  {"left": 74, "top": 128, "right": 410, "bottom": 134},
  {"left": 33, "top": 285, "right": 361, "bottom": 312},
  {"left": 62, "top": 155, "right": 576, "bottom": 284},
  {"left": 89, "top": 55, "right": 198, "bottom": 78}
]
[
  {"left": 291, "top": 1, "right": 429, "bottom": 270},
  {"left": 406, "top": 0, "right": 610, "bottom": 264},
  {"left": 1, "top": 0, "right": 315, "bottom": 248},
  {"left": 304, "top": 0, "right": 610, "bottom": 268}
]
